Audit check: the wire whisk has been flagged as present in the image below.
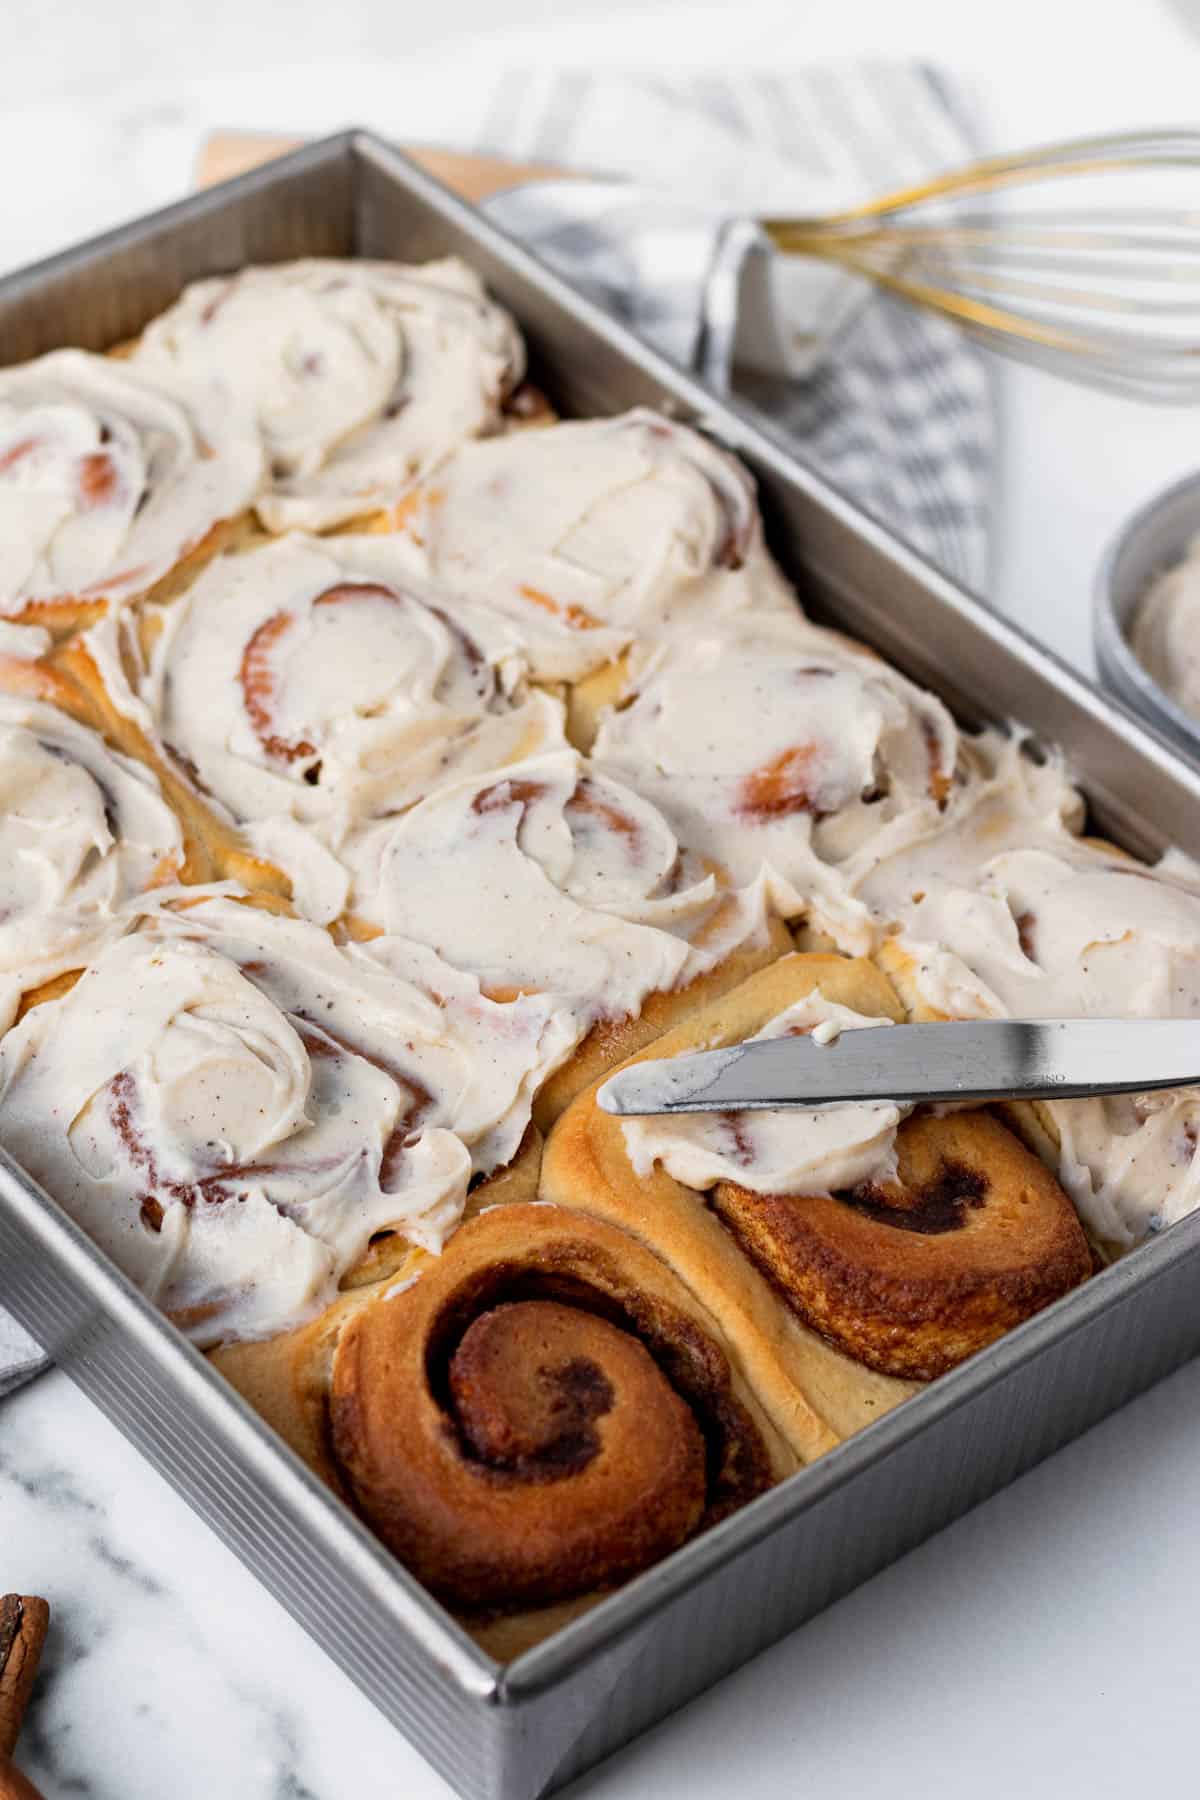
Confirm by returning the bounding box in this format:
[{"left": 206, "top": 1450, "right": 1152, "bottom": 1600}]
[{"left": 761, "top": 129, "right": 1200, "bottom": 403}]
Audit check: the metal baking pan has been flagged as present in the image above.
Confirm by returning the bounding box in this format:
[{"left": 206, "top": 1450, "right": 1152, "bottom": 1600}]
[{"left": 5, "top": 130, "right": 1200, "bottom": 1800}]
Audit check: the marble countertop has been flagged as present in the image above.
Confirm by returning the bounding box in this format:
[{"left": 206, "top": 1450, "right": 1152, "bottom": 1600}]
[{"left": 8, "top": 1, "right": 1200, "bottom": 1794}]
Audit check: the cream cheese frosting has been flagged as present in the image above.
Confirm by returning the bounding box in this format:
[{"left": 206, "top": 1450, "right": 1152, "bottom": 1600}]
[
  {"left": 392, "top": 409, "right": 797, "bottom": 680},
  {"left": 0, "top": 693, "right": 184, "bottom": 1030},
  {"left": 859, "top": 732, "right": 1200, "bottom": 1244},
  {"left": 133, "top": 533, "right": 565, "bottom": 864},
  {"left": 1130, "top": 534, "right": 1200, "bottom": 719},
  {"left": 0, "top": 622, "right": 52, "bottom": 659},
  {"left": 0, "top": 349, "right": 262, "bottom": 616},
  {"left": 0, "top": 895, "right": 576, "bottom": 1343},
  {"left": 592, "top": 614, "right": 961, "bottom": 950},
  {"left": 131, "top": 258, "right": 523, "bottom": 534},
  {"left": 623, "top": 990, "right": 900, "bottom": 1196},
  {"left": 342, "top": 746, "right": 770, "bottom": 1034}
]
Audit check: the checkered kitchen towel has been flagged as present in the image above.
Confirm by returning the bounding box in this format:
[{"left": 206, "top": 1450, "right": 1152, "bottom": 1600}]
[{"left": 0, "top": 59, "right": 993, "bottom": 1399}]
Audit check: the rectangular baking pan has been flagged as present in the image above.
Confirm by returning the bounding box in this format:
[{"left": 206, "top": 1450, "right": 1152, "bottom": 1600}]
[{"left": 4, "top": 130, "right": 1200, "bottom": 1800}]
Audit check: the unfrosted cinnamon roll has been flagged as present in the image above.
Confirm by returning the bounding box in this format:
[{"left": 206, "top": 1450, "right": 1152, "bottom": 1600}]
[
  {"left": 0, "top": 896, "right": 575, "bottom": 1344},
  {"left": 216, "top": 1200, "right": 792, "bottom": 1647},
  {"left": 132, "top": 259, "right": 523, "bottom": 534},
  {"left": 544, "top": 952, "right": 1089, "bottom": 1412},
  {"left": 709, "top": 1109, "right": 1091, "bottom": 1380},
  {"left": 387, "top": 410, "right": 797, "bottom": 680},
  {"left": 340, "top": 746, "right": 790, "bottom": 1122},
  {"left": 0, "top": 349, "right": 261, "bottom": 628},
  {"left": 333, "top": 1203, "right": 788, "bottom": 1614},
  {"left": 587, "top": 614, "right": 962, "bottom": 952}
]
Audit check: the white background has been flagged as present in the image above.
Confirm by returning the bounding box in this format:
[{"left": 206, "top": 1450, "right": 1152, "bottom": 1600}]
[{"left": 6, "top": 2, "right": 1200, "bottom": 1795}]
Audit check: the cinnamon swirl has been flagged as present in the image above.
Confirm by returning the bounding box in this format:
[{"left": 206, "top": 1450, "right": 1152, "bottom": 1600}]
[
  {"left": 0, "top": 349, "right": 261, "bottom": 628},
  {"left": 388, "top": 409, "right": 797, "bottom": 680},
  {"left": 216, "top": 1200, "right": 792, "bottom": 1650},
  {"left": 106, "top": 532, "right": 565, "bottom": 920},
  {"left": 340, "top": 747, "right": 790, "bottom": 1121}
]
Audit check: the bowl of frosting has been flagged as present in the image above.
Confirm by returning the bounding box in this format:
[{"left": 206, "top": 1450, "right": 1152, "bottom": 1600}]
[{"left": 1096, "top": 469, "right": 1200, "bottom": 761}]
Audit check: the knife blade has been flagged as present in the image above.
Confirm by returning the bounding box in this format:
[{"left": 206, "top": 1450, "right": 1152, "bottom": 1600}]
[{"left": 596, "top": 1018, "right": 1200, "bottom": 1115}]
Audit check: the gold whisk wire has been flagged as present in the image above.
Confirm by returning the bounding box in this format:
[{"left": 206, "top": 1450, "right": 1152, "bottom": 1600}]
[{"left": 760, "top": 129, "right": 1200, "bottom": 402}]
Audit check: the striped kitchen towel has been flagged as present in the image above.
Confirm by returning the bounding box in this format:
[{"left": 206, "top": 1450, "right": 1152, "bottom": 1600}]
[{"left": 479, "top": 63, "right": 994, "bottom": 591}]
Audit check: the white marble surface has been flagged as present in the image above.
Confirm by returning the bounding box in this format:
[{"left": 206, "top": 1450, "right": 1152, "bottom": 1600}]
[{"left": 8, "top": 1, "right": 1200, "bottom": 1795}]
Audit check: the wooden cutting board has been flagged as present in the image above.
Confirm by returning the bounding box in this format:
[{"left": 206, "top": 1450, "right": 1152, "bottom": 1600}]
[{"left": 196, "top": 132, "right": 565, "bottom": 201}]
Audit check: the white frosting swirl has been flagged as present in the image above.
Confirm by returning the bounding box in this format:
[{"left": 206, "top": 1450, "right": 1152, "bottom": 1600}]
[
  {"left": 860, "top": 732, "right": 1200, "bottom": 1245},
  {"left": 0, "top": 896, "right": 576, "bottom": 1342},
  {"left": 0, "top": 349, "right": 262, "bottom": 616},
  {"left": 1130, "top": 534, "right": 1200, "bottom": 719},
  {"left": 0, "top": 622, "right": 51, "bottom": 659},
  {"left": 0, "top": 693, "right": 183, "bottom": 1030},
  {"left": 396, "top": 409, "right": 796, "bottom": 679},
  {"left": 136, "top": 534, "right": 563, "bottom": 874},
  {"left": 342, "top": 747, "right": 769, "bottom": 1034},
  {"left": 1052, "top": 1088, "right": 1200, "bottom": 1248},
  {"left": 593, "top": 615, "right": 960, "bottom": 949},
  {"left": 623, "top": 990, "right": 900, "bottom": 1195},
  {"left": 132, "top": 259, "right": 523, "bottom": 533}
]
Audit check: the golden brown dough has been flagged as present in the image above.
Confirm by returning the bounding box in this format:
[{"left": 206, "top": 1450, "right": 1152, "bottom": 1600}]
[
  {"left": 533, "top": 912, "right": 795, "bottom": 1130},
  {"left": 540, "top": 952, "right": 922, "bottom": 1459},
  {"left": 714, "top": 1109, "right": 1092, "bottom": 1380},
  {"left": 216, "top": 1194, "right": 793, "bottom": 1645},
  {"left": 330, "top": 1204, "right": 790, "bottom": 1614}
]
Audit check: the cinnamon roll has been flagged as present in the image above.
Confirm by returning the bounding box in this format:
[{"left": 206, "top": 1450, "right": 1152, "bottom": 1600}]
[
  {"left": 388, "top": 410, "right": 797, "bottom": 681},
  {"left": 0, "top": 687, "right": 184, "bottom": 1029},
  {"left": 131, "top": 259, "right": 523, "bottom": 534},
  {"left": 872, "top": 763, "right": 1200, "bottom": 1249},
  {"left": 544, "top": 951, "right": 1089, "bottom": 1415},
  {"left": 106, "top": 532, "right": 564, "bottom": 921},
  {"left": 0, "top": 349, "right": 261, "bottom": 628},
  {"left": 0, "top": 896, "right": 575, "bottom": 1344},
  {"left": 216, "top": 1201, "right": 793, "bottom": 1649},
  {"left": 340, "top": 746, "right": 790, "bottom": 1122},
  {"left": 587, "top": 613, "right": 962, "bottom": 952}
]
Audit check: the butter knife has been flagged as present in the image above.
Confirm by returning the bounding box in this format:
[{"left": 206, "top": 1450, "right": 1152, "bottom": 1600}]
[{"left": 597, "top": 1019, "right": 1200, "bottom": 1115}]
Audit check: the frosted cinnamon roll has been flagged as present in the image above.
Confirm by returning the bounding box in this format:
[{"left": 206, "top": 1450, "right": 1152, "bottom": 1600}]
[
  {"left": 132, "top": 258, "right": 523, "bottom": 534},
  {"left": 113, "top": 533, "right": 564, "bottom": 919},
  {"left": 217, "top": 1201, "right": 792, "bottom": 1648},
  {"left": 389, "top": 410, "right": 797, "bottom": 680},
  {"left": 0, "top": 690, "right": 184, "bottom": 1029},
  {"left": 0, "top": 896, "right": 575, "bottom": 1344},
  {"left": 341, "top": 746, "right": 789, "bottom": 1120},
  {"left": 545, "top": 952, "right": 1089, "bottom": 1407},
  {"left": 873, "top": 773, "right": 1200, "bottom": 1247},
  {"left": 589, "top": 615, "right": 961, "bottom": 952},
  {"left": 0, "top": 349, "right": 261, "bottom": 628}
]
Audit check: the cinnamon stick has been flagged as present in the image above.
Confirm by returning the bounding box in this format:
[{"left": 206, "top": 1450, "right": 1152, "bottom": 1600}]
[
  {"left": 0, "top": 1757, "right": 46, "bottom": 1800},
  {"left": 0, "top": 1596, "right": 48, "bottom": 1761}
]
